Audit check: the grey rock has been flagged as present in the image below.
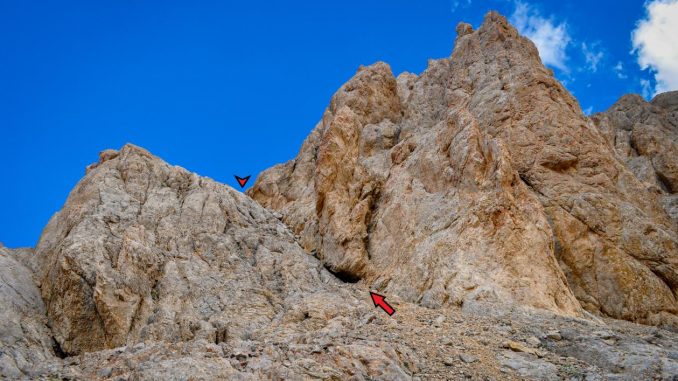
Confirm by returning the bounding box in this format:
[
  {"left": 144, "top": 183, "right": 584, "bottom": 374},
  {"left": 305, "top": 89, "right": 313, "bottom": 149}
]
[
  {"left": 459, "top": 354, "right": 479, "bottom": 363},
  {"left": 0, "top": 245, "right": 58, "bottom": 379},
  {"left": 1, "top": 9, "right": 678, "bottom": 381},
  {"left": 498, "top": 351, "right": 559, "bottom": 380},
  {"left": 97, "top": 367, "right": 113, "bottom": 378},
  {"left": 526, "top": 336, "right": 541, "bottom": 347}
]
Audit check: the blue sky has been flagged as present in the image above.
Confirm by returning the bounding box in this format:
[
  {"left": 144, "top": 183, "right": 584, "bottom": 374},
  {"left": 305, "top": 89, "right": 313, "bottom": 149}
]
[{"left": 1, "top": 1, "right": 676, "bottom": 247}]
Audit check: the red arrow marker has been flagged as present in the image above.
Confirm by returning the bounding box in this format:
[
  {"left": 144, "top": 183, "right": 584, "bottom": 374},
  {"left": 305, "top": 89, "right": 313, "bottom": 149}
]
[
  {"left": 370, "top": 291, "right": 395, "bottom": 316},
  {"left": 234, "top": 175, "right": 251, "bottom": 188}
]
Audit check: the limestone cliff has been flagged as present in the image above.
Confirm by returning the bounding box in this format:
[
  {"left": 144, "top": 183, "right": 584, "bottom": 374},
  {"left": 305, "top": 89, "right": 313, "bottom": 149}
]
[
  {"left": 592, "top": 91, "right": 678, "bottom": 226},
  {"left": 1, "top": 10, "right": 678, "bottom": 381},
  {"left": 249, "top": 12, "right": 678, "bottom": 327}
]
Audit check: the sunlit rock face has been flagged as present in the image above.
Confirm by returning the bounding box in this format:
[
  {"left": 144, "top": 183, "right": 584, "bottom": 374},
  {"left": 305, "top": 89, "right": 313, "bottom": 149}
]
[
  {"left": 35, "top": 144, "right": 345, "bottom": 354},
  {"left": 2, "top": 10, "right": 678, "bottom": 381},
  {"left": 592, "top": 91, "right": 678, "bottom": 226},
  {"left": 250, "top": 12, "right": 678, "bottom": 327}
]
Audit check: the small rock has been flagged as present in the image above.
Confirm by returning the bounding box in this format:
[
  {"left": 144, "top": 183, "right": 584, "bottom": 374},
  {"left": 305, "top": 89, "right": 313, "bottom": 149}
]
[
  {"left": 98, "top": 149, "right": 119, "bottom": 163},
  {"left": 560, "top": 329, "right": 578, "bottom": 341},
  {"left": 592, "top": 331, "right": 616, "bottom": 340},
  {"left": 459, "top": 354, "right": 479, "bottom": 363},
  {"left": 502, "top": 341, "right": 542, "bottom": 357},
  {"left": 546, "top": 331, "right": 562, "bottom": 341},
  {"left": 526, "top": 336, "right": 541, "bottom": 347},
  {"left": 97, "top": 367, "right": 113, "bottom": 378}
]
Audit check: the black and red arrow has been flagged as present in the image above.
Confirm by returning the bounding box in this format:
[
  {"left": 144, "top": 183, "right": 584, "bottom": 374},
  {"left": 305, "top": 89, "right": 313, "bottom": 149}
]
[
  {"left": 234, "top": 175, "right": 251, "bottom": 188},
  {"left": 370, "top": 291, "right": 395, "bottom": 316}
]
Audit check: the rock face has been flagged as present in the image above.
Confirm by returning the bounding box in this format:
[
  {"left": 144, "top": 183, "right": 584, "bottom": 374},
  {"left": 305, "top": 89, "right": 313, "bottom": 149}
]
[
  {"left": 250, "top": 12, "right": 678, "bottom": 327},
  {"left": 35, "top": 144, "right": 337, "bottom": 354},
  {"left": 32, "top": 144, "right": 421, "bottom": 379},
  {"left": 2, "top": 9, "right": 678, "bottom": 381},
  {"left": 0, "top": 245, "right": 57, "bottom": 378},
  {"left": 592, "top": 91, "right": 678, "bottom": 226}
]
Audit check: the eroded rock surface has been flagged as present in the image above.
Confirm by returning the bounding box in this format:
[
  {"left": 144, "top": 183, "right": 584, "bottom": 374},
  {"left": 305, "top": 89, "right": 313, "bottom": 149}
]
[
  {"left": 4, "top": 135, "right": 678, "bottom": 380},
  {"left": 2, "top": 10, "right": 678, "bottom": 381},
  {"left": 250, "top": 12, "right": 678, "bottom": 327},
  {"left": 0, "top": 245, "right": 58, "bottom": 379},
  {"left": 592, "top": 91, "right": 678, "bottom": 226},
  {"left": 35, "top": 145, "right": 337, "bottom": 354},
  {"left": 250, "top": 19, "right": 582, "bottom": 318},
  {"left": 29, "top": 144, "right": 423, "bottom": 380},
  {"left": 249, "top": 13, "right": 678, "bottom": 326}
]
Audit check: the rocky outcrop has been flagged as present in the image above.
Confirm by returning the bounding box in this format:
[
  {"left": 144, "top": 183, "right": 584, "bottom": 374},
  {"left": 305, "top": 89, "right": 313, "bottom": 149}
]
[
  {"left": 592, "top": 91, "right": 678, "bottom": 226},
  {"left": 250, "top": 12, "right": 678, "bottom": 327},
  {"left": 2, "top": 9, "right": 678, "bottom": 381},
  {"left": 0, "top": 245, "right": 58, "bottom": 379},
  {"left": 250, "top": 28, "right": 583, "bottom": 318},
  {"left": 31, "top": 144, "right": 424, "bottom": 379},
  {"left": 36, "top": 145, "right": 331, "bottom": 353}
]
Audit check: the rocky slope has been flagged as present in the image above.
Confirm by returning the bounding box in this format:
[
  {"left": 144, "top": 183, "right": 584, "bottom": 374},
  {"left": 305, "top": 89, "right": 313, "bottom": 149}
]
[{"left": 1, "top": 10, "right": 678, "bottom": 381}]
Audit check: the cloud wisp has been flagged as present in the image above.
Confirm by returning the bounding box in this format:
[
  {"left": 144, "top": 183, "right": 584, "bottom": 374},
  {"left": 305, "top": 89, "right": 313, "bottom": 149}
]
[
  {"left": 613, "top": 61, "right": 627, "bottom": 79},
  {"left": 451, "top": 0, "right": 472, "bottom": 13},
  {"left": 632, "top": 0, "right": 678, "bottom": 95},
  {"left": 510, "top": 1, "right": 571, "bottom": 72},
  {"left": 582, "top": 42, "right": 604, "bottom": 72}
]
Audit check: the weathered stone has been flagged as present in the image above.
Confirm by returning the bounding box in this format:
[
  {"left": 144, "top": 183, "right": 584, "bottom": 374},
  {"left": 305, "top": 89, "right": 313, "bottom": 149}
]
[
  {"left": 2, "top": 9, "right": 678, "bottom": 381},
  {"left": 251, "top": 12, "right": 678, "bottom": 327},
  {"left": 498, "top": 351, "right": 559, "bottom": 381},
  {"left": 592, "top": 91, "right": 678, "bottom": 226},
  {"left": 0, "top": 245, "right": 58, "bottom": 379},
  {"left": 459, "top": 353, "right": 479, "bottom": 363},
  {"left": 251, "top": 13, "right": 586, "bottom": 318},
  {"left": 35, "top": 144, "right": 349, "bottom": 355}
]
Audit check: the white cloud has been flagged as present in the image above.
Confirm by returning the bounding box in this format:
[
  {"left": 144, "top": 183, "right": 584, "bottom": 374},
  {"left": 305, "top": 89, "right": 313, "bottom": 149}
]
[
  {"left": 583, "top": 106, "right": 593, "bottom": 115},
  {"left": 510, "top": 1, "right": 571, "bottom": 72},
  {"left": 582, "top": 42, "right": 604, "bottom": 72},
  {"left": 640, "top": 78, "right": 653, "bottom": 99},
  {"left": 631, "top": 0, "right": 678, "bottom": 95},
  {"left": 613, "top": 61, "right": 627, "bottom": 79},
  {"left": 451, "top": 0, "right": 471, "bottom": 12}
]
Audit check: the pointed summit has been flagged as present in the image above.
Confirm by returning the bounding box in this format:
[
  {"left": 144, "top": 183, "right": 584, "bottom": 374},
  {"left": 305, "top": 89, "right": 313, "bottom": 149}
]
[{"left": 250, "top": 11, "right": 678, "bottom": 327}]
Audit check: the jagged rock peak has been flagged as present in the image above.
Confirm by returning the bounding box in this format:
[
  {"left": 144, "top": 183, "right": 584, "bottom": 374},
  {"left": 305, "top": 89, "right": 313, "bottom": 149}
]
[
  {"left": 250, "top": 11, "right": 678, "bottom": 328},
  {"left": 3, "top": 9, "right": 678, "bottom": 381}
]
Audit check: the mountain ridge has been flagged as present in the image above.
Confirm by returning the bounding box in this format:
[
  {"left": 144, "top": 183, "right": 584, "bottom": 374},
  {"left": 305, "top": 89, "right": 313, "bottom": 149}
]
[
  {"left": 1, "top": 11, "right": 678, "bottom": 380},
  {"left": 249, "top": 11, "right": 678, "bottom": 327}
]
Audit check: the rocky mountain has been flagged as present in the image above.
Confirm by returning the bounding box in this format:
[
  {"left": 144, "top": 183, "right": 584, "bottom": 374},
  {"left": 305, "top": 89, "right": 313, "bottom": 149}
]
[
  {"left": 250, "top": 13, "right": 678, "bottom": 328},
  {"left": 1, "top": 11, "right": 678, "bottom": 381}
]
